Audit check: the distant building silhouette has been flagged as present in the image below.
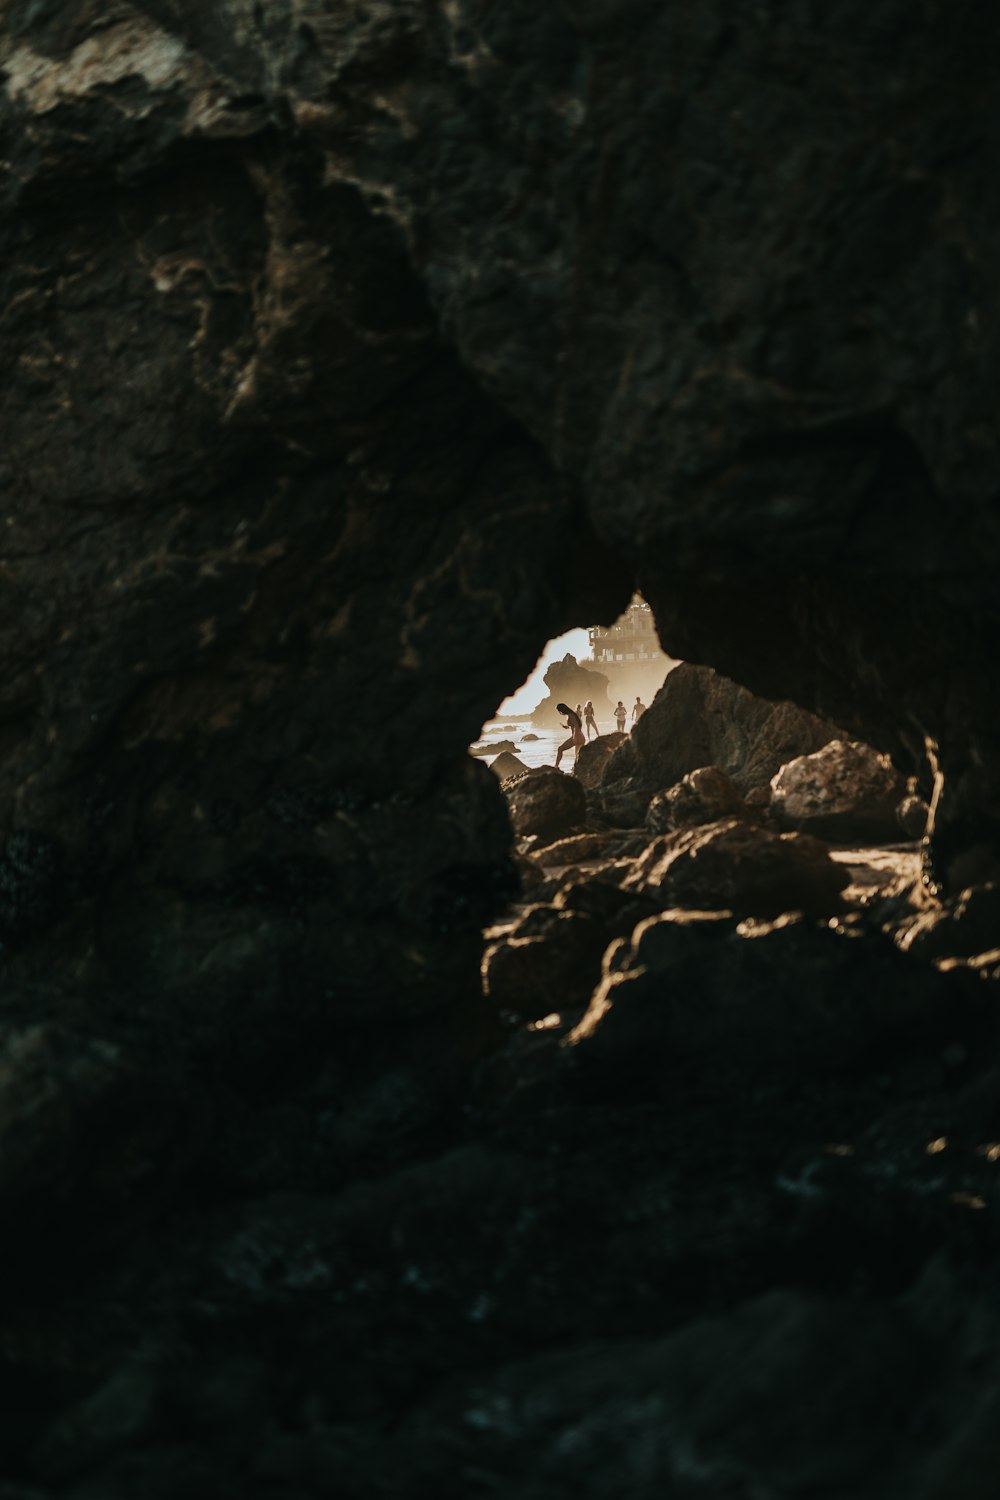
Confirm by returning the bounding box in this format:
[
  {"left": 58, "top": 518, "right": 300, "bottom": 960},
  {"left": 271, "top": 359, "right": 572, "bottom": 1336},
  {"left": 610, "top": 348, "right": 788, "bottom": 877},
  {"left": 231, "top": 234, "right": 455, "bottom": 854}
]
[{"left": 589, "top": 595, "right": 662, "bottom": 665}]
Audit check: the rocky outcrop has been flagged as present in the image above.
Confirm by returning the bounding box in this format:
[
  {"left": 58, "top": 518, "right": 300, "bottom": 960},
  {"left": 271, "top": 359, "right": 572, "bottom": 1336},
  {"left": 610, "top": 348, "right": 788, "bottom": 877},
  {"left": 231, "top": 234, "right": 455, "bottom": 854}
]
[
  {"left": 624, "top": 819, "right": 850, "bottom": 920},
  {"left": 2, "top": 4, "right": 1000, "bottom": 1497},
  {"left": 598, "top": 663, "right": 843, "bottom": 822},
  {"left": 771, "top": 739, "right": 905, "bottom": 843},
  {"left": 531, "top": 655, "right": 612, "bottom": 729}
]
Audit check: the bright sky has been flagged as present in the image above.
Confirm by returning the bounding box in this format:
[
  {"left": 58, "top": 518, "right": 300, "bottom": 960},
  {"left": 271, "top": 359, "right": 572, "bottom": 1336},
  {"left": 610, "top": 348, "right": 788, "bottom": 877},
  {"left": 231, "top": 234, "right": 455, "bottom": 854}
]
[{"left": 498, "top": 627, "right": 591, "bottom": 715}]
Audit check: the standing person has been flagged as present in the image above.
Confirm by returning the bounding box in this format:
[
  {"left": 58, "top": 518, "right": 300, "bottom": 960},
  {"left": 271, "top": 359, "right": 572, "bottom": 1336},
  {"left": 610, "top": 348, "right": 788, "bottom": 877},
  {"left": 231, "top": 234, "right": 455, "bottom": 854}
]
[
  {"left": 583, "top": 700, "right": 598, "bottom": 740},
  {"left": 555, "top": 702, "right": 586, "bottom": 769},
  {"left": 614, "top": 700, "right": 627, "bottom": 734},
  {"left": 632, "top": 696, "right": 647, "bottom": 724}
]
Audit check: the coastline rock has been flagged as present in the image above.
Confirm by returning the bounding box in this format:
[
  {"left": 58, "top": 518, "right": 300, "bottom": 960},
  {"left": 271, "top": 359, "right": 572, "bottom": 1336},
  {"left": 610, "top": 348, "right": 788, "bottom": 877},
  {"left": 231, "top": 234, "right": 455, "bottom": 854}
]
[
  {"left": 624, "top": 819, "right": 850, "bottom": 920},
  {"left": 506, "top": 768, "right": 587, "bottom": 839},
  {"left": 531, "top": 655, "right": 612, "bottom": 729},
  {"left": 646, "top": 766, "right": 747, "bottom": 833},
  {"left": 898, "top": 883, "right": 1000, "bottom": 962},
  {"left": 600, "top": 663, "right": 842, "bottom": 802},
  {"left": 771, "top": 740, "right": 904, "bottom": 843},
  {"left": 489, "top": 751, "right": 529, "bottom": 781},
  {"left": 574, "top": 731, "right": 628, "bottom": 790}
]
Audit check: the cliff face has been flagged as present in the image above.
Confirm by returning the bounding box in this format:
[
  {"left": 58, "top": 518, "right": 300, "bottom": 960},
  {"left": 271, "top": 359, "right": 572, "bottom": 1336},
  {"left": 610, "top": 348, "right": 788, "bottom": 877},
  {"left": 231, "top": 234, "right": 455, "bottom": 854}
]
[{"left": 2, "top": 3, "right": 1000, "bottom": 1494}]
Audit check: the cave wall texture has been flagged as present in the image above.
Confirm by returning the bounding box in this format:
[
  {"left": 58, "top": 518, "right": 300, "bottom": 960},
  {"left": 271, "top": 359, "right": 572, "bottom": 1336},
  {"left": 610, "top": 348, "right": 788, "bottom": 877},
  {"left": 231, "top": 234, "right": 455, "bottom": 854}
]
[{"left": 2, "top": 1, "right": 1000, "bottom": 1494}]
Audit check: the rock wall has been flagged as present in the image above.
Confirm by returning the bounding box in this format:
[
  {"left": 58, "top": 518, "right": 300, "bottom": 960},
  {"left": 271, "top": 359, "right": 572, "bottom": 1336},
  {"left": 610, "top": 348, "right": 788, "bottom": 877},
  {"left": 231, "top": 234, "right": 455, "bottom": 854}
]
[{"left": 2, "top": 2, "right": 1000, "bottom": 1494}]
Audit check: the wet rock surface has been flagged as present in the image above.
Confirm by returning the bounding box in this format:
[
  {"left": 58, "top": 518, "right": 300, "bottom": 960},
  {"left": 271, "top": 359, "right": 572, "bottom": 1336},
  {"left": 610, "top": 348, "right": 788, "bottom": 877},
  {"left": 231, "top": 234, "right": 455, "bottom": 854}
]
[{"left": 1, "top": 3, "right": 1000, "bottom": 1497}]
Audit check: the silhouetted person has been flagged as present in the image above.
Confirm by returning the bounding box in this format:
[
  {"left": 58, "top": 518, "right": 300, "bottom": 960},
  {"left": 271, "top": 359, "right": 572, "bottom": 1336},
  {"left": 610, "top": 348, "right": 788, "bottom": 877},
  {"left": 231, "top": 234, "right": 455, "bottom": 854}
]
[
  {"left": 584, "top": 700, "right": 598, "bottom": 739},
  {"left": 632, "top": 696, "right": 646, "bottom": 724},
  {"left": 614, "top": 700, "right": 627, "bottom": 733},
  {"left": 555, "top": 702, "right": 585, "bottom": 769}
]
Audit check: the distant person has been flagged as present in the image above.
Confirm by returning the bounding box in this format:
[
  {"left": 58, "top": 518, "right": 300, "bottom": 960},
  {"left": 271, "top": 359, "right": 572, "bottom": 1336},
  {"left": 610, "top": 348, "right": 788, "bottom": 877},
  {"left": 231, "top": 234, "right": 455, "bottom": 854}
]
[
  {"left": 583, "top": 700, "right": 598, "bottom": 740},
  {"left": 555, "top": 702, "right": 585, "bottom": 770},
  {"left": 614, "top": 700, "right": 627, "bottom": 734},
  {"left": 632, "top": 696, "right": 646, "bottom": 724}
]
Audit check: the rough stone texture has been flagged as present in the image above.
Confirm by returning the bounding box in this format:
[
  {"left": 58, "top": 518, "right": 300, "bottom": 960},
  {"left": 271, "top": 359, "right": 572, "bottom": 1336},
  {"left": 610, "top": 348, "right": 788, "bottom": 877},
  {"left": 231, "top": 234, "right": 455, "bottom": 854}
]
[
  {"left": 602, "top": 661, "right": 843, "bottom": 799},
  {"left": 646, "top": 764, "right": 747, "bottom": 833},
  {"left": 573, "top": 730, "right": 627, "bottom": 790},
  {"left": 2, "top": 3, "right": 1000, "bottom": 1496},
  {"left": 488, "top": 750, "right": 529, "bottom": 781},
  {"left": 531, "top": 655, "right": 613, "bottom": 729},
  {"left": 771, "top": 737, "right": 905, "bottom": 842},
  {"left": 625, "top": 818, "right": 850, "bottom": 919},
  {"left": 482, "top": 905, "right": 611, "bottom": 1020},
  {"left": 506, "top": 768, "right": 587, "bottom": 840}
]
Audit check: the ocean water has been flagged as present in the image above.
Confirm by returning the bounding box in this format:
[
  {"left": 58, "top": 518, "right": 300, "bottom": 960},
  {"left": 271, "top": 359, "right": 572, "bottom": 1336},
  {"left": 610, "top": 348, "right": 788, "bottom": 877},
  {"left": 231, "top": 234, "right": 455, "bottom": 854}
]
[{"left": 475, "top": 717, "right": 624, "bottom": 770}]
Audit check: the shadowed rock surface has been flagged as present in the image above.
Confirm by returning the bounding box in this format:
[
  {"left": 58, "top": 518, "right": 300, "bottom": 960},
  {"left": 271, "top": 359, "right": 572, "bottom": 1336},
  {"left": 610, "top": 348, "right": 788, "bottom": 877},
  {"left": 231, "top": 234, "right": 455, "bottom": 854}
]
[{"left": 2, "top": 2, "right": 1000, "bottom": 1496}]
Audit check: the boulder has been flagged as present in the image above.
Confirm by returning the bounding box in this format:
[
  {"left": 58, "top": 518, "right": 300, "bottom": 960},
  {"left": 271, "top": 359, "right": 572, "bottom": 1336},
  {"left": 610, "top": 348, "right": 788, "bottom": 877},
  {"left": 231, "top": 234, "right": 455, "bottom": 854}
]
[
  {"left": 601, "top": 663, "right": 842, "bottom": 798},
  {"left": 624, "top": 818, "right": 850, "bottom": 919},
  {"left": 574, "top": 732, "right": 628, "bottom": 790},
  {"left": 471, "top": 738, "right": 516, "bottom": 757},
  {"left": 482, "top": 905, "right": 611, "bottom": 1019},
  {"left": 506, "top": 767, "right": 587, "bottom": 838},
  {"left": 646, "top": 766, "right": 747, "bottom": 833},
  {"left": 520, "top": 733, "right": 540, "bottom": 742},
  {"left": 770, "top": 739, "right": 905, "bottom": 843},
  {"left": 488, "top": 751, "right": 529, "bottom": 782}
]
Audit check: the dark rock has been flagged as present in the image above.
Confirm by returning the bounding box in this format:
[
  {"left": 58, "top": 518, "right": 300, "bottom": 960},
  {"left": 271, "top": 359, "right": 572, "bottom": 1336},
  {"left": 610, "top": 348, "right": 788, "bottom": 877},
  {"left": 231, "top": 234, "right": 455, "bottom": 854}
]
[
  {"left": 897, "top": 793, "right": 931, "bottom": 841},
  {"left": 646, "top": 765, "right": 747, "bottom": 833},
  {"left": 624, "top": 818, "right": 850, "bottom": 920},
  {"left": 520, "top": 733, "right": 540, "bottom": 742},
  {"left": 771, "top": 738, "right": 905, "bottom": 843},
  {"left": 471, "top": 738, "right": 516, "bottom": 757},
  {"left": 533, "top": 831, "right": 624, "bottom": 867},
  {"left": 401, "top": 1289, "right": 925, "bottom": 1498},
  {"left": 4, "top": 3, "right": 1000, "bottom": 1494},
  {"left": 566, "top": 913, "right": 987, "bottom": 1098},
  {"left": 899, "top": 883, "right": 1000, "bottom": 962},
  {"left": 574, "top": 731, "right": 627, "bottom": 789},
  {"left": 488, "top": 750, "right": 529, "bottom": 781},
  {"left": 506, "top": 768, "right": 587, "bottom": 839},
  {"left": 602, "top": 663, "right": 842, "bottom": 798},
  {"left": 482, "top": 905, "right": 610, "bottom": 1020}
]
